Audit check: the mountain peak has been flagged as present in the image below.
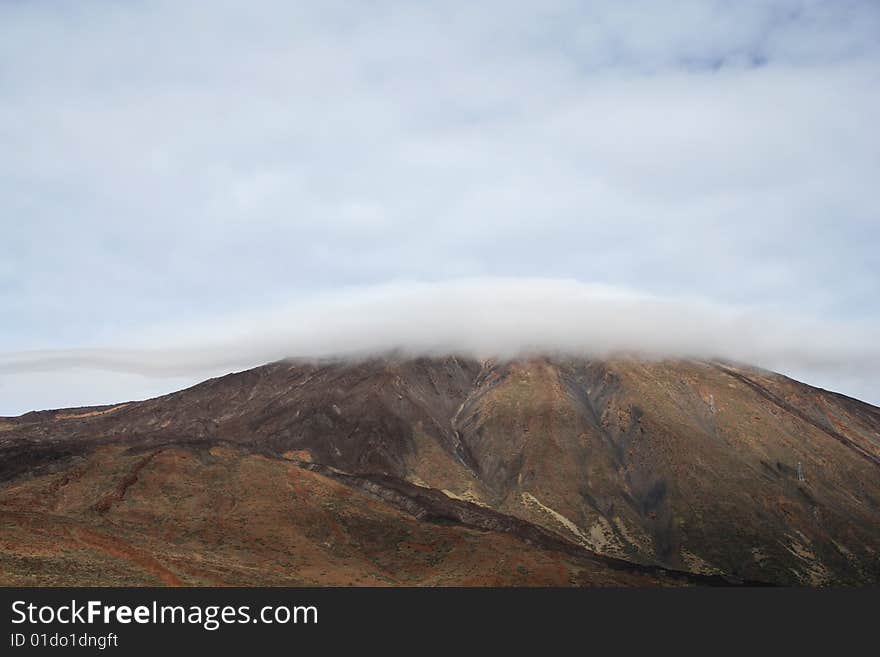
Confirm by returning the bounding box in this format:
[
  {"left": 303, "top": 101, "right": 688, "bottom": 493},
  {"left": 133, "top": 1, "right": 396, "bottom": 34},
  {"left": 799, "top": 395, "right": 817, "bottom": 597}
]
[{"left": 1, "top": 355, "right": 878, "bottom": 585}]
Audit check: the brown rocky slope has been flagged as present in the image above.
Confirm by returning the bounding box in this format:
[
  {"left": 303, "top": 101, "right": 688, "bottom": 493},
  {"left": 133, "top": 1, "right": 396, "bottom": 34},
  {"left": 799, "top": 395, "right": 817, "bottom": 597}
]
[{"left": 1, "top": 356, "right": 878, "bottom": 586}]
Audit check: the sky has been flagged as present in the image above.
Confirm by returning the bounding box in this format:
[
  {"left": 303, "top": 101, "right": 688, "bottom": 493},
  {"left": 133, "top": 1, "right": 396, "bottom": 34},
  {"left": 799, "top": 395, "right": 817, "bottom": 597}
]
[{"left": 1, "top": 0, "right": 878, "bottom": 414}]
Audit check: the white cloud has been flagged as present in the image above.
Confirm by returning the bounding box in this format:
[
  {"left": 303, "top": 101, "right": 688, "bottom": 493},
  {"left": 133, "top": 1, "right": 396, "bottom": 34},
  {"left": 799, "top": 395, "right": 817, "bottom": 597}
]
[{"left": 1, "top": 278, "right": 878, "bottom": 414}]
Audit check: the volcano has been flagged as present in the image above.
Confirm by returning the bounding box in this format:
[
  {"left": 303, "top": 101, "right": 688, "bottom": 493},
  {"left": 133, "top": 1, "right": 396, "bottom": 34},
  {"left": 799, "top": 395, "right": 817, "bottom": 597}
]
[{"left": 1, "top": 355, "right": 878, "bottom": 586}]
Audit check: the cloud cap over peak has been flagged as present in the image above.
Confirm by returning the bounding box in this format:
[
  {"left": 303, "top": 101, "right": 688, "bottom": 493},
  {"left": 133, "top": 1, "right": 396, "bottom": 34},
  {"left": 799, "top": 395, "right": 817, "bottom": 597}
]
[{"left": 1, "top": 278, "right": 878, "bottom": 414}]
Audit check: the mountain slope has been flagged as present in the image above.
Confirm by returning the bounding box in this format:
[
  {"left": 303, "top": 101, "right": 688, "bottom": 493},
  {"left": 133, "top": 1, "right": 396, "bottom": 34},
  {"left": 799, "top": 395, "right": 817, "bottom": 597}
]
[{"left": 1, "top": 356, "right": 878, "bottom": 585}]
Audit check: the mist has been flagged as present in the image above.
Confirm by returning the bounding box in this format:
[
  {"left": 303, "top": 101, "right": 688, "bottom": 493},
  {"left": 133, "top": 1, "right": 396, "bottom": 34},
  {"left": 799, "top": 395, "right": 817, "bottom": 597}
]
[{"left": 2, "top": 278, "right": 878, "bottom": 415}]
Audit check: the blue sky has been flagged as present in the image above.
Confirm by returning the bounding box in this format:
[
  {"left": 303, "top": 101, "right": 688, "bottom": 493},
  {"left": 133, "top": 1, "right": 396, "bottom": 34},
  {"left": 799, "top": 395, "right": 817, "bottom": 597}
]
[{"left": 1, "top": 1, "right": 879, "bottom": 413}]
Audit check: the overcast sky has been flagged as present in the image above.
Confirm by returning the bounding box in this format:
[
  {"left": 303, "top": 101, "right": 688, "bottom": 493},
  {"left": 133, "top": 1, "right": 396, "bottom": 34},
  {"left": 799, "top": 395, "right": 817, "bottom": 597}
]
[{"left": 1, "top": 1, "right": 878, "bottom": 414}]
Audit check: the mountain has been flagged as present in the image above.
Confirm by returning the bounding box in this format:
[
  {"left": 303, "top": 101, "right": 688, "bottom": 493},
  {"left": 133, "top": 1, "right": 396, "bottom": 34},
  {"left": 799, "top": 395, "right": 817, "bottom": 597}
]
[{"left": 1, "top": 355, "right": 878, "bottom": 586}]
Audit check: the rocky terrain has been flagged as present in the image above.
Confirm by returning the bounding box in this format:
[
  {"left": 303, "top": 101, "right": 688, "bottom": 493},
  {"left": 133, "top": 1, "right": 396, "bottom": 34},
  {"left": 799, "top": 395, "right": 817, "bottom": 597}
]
[{"left": 1, "top": 355, "right": 878, "bottom": 586}]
